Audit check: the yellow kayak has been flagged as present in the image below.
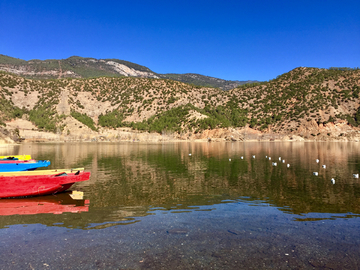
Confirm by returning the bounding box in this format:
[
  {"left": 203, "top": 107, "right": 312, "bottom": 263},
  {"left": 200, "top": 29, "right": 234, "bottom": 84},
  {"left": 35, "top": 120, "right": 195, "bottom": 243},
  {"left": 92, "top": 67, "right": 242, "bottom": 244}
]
[
  {"left": 0, "top": 168, "right": 84, "bottom": 176},
  {"left": 0, "top": 155, "right": 32, "bottom": 161}
]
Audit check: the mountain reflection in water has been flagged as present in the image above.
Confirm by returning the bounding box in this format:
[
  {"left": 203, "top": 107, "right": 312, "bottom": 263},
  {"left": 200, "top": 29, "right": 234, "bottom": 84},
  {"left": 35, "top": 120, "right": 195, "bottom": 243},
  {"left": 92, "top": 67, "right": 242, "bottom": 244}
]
[
  {"left": 0, "top": 142, "right": 359, "bottom": 228},
  {"left": 2, "top": 142, "right": 360, "bottom": 269}
]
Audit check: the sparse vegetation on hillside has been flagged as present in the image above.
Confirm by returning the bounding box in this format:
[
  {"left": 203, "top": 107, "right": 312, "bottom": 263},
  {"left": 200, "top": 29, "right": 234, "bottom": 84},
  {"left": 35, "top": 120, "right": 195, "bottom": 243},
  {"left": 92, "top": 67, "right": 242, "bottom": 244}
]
[
  {"left": 0, "top": 67, "right": 359, "bottom": 137},
  {"left": 231, "top": 67, "right": 360, "bottom": 132}
]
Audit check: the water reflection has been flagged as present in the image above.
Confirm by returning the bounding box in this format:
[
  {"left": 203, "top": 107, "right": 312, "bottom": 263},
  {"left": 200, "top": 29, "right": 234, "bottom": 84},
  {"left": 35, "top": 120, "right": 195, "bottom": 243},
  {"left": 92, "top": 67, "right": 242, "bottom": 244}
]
[
  {"left": 0, "top": 193, "right": 88, "bottom": 217},
  {"left": 1, "top": 142, "right": 360, "bottom": 228},
  {"left": 0, "top": 193, "right": 89, "bottom": 229}
]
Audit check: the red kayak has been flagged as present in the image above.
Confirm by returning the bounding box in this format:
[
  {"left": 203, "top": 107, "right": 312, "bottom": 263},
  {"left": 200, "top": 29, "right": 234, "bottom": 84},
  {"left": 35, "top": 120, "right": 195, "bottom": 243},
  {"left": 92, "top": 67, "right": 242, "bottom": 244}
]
[{"left": 0, "top": 171, "right": 91, "bottom": 198}]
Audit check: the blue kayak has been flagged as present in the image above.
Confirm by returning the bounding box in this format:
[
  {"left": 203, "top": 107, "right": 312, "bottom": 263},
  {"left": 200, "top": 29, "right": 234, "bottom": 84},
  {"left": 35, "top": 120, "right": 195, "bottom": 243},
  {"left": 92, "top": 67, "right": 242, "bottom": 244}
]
[{"left": 0, "top": 160, "right": 50, "bottom": 172}]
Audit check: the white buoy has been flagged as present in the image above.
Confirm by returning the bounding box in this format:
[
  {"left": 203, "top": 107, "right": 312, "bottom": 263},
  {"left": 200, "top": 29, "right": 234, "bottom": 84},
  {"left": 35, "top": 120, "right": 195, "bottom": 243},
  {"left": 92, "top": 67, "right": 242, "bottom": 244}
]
[
  {"left": 313, "top": 172, "right": 318, "bottom": 176},
  {"left": 189, "top": 153, "right": 192, "bottom": 156},
  {"left": 279, "top": 157, "right": 281, "bottom": 161},
  {"left": 322, "top": 165, "right": 326, "bottom": 169},
  {"left": 353, "top": 174, "right": 359, "bottom": 178},
  {"left": 252, "top": 155, "right": 255, "bottom": 159},
  {"left": 241, "top": 156, "right": 244, "bottom": 159},
  {"left": 287, "top": 164, "right": 290, "bottom": 168},
  {"left": 282, "top": 160, "right": 285, "bottom": 163},
  {"left": 331, "top": 178, "right": 335, "bottom": 184},
  {"left": 269, "top": 157, "right": 271, "bottom": 160},
  {"left": 272, "top": 162, "right": 277, "bottom": 166},
  {"left": 316, "top": 159, "right": 319, "bottom": 163},
  {"left": 265, "top": 156, "right": 267, "bottom": 158},
  {"left": 229, "top": 159, "right": 231, "bottom": 161}
]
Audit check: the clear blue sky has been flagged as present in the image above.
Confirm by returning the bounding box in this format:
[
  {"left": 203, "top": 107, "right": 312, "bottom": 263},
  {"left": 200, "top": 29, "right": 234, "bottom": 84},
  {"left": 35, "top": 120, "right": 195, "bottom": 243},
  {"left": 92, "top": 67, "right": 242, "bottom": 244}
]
[{"left": 0, "top": 0, "right": 359, "bottom": 81}]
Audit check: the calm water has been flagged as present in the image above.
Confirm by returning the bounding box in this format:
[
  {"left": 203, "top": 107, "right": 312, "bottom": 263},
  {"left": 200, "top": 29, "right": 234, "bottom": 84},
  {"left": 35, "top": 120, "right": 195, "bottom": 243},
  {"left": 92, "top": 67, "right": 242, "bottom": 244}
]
[{"left": 1, "top": 142, "right": 360, "bottom": 269}]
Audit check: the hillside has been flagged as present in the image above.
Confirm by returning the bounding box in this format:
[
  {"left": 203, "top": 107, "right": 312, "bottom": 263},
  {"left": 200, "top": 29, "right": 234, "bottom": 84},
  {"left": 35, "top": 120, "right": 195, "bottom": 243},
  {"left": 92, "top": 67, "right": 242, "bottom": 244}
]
[
  {"left": 0, "top": 67, "right": 359, "bottom": 142},
  {"left": 0, "top": 55, "right": 254, "bottom": 90}
]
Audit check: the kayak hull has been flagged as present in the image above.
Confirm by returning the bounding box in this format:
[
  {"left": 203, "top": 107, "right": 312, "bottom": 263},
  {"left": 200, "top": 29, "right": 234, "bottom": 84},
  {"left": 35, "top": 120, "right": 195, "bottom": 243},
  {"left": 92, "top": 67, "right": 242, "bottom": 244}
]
[
  {"left": 0, "top": 172, "right": 90, "bottom": 198},
  {"left": 0, "top": 160, "right": 50, "bottom": 172}
]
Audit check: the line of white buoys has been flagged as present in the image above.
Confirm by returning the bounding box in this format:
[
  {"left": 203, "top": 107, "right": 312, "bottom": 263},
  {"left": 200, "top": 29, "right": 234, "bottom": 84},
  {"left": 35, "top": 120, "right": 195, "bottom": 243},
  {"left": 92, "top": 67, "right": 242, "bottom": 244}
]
[
  {"left": 265, "top": 155, "right": 291, "bottom": 168},
  {"left": 263, "top": 155, "right": 355, "bottom": 181}
]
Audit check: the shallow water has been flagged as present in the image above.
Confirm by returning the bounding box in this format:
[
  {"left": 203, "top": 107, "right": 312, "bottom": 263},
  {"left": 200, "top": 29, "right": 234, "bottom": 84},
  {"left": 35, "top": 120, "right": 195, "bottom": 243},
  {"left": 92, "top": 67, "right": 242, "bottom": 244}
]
[{"left": 1, "top": 142, "right": 360, "bottom": 269}]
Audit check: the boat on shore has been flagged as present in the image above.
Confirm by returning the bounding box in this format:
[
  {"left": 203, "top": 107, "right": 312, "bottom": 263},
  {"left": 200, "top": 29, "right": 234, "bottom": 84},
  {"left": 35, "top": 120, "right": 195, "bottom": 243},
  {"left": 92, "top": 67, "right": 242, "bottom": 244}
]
[
  {"left": 0, "top": 159, "right": 50, "bottom": 172},
  {"left": 0, "top": 168, "right": 84, "bottom": 176},
  {"left": 0, "top": 170, "right": 91, "bottom": 198},
  {"left": 0, "top": 155, "right": 31, "bottom": 161}
]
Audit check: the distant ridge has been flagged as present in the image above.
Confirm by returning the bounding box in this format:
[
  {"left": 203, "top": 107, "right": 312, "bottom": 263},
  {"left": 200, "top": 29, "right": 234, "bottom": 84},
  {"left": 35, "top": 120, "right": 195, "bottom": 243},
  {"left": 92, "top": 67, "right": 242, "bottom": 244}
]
[{"left": 0, "top": 54, "right": 258, "bottom": 90}]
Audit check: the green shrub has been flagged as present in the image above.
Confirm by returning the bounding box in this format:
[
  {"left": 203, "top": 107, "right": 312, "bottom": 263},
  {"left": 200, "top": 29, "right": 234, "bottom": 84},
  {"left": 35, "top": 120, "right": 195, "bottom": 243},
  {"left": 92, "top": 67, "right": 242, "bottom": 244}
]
[
  {"left": 29, "top": 105, "right": 57, "bottom": 132},
  {"left": 71, "top": 111, "right": 98, "bottom": 131},
  {"left": 98, "top": 110, "right": 124, "bottom": 129}
]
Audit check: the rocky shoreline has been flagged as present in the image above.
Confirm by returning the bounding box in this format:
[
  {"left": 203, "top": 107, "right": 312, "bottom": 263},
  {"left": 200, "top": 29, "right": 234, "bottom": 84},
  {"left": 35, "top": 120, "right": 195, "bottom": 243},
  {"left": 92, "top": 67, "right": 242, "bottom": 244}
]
[{"left": 1, "top": 119, "right": 360, "bottom": 145}]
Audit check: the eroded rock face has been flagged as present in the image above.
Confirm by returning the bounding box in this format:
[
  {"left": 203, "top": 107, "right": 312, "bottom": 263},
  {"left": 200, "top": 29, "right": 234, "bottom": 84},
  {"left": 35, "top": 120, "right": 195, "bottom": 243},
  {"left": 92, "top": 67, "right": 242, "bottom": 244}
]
[
  {"left": 10, "top": 90, "right": 39, "bottom": 111},
  {"left": 0, "top": 126, "right": 18, "bottom": 143},
  {"left": 56, "top": 90, "right": 71, "bottom": 115},
  {"left": 0, "top": 66, "right": 80, "bottom": 78},
  {"left": 0, "top": 66, "right": 59, "bottom": 77},
  {"left": 296, "top": 118, "right": 357, "bottom": 139},
  {"left": 106, "top": 61, "right": 159, "bottom": 78}
]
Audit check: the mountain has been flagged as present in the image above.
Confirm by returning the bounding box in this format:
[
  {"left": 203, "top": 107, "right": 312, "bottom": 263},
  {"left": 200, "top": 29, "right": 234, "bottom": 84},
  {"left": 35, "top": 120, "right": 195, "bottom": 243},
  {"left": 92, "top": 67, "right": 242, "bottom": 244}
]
[
  {"left": 0, "top": 55, "right": 257, "bottom": 90},
  {"left": 0, "top": 66, "right": 359, "bottom": 142},
  {"left": 158, "top": 73, "right": 257, "bottom": 90}
]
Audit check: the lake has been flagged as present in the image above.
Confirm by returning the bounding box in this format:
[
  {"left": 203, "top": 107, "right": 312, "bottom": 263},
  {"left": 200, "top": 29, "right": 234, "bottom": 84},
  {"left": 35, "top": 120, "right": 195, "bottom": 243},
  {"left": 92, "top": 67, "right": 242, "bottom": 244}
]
[{"left": 1, "top": 142, "right": 360, "bottom": 269}]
